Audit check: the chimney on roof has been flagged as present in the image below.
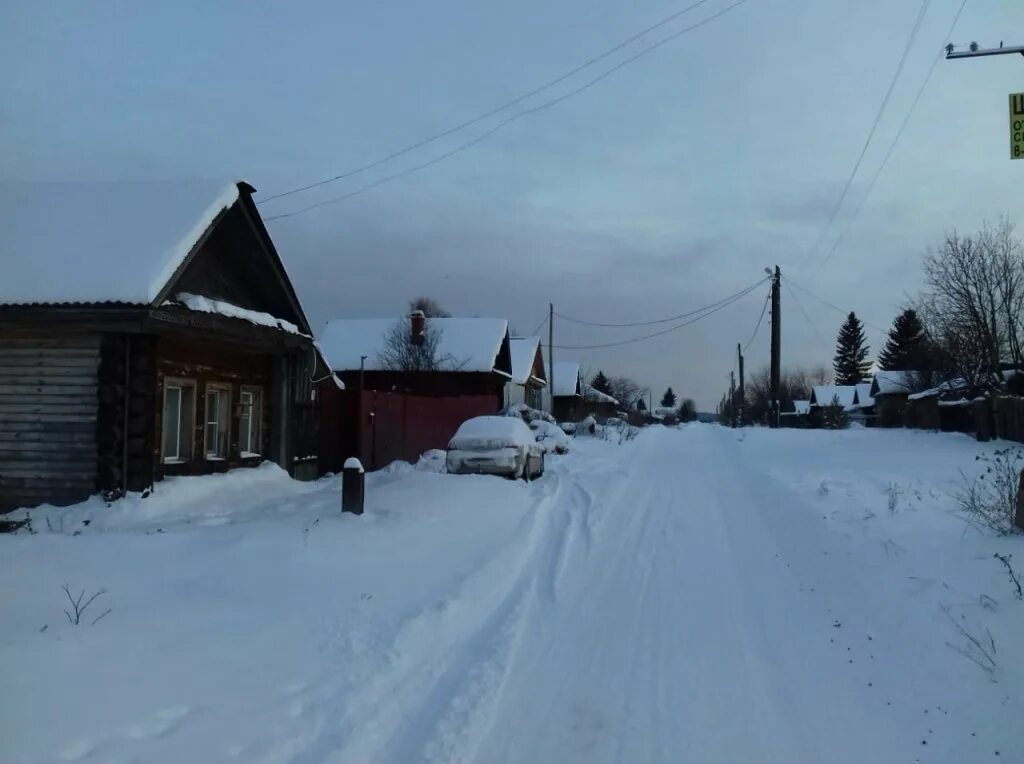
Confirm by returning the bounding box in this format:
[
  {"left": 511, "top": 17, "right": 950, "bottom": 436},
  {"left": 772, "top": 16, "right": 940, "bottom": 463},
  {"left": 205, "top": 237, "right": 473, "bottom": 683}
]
[{"left": 410, "top": 310, "right": 426, "bottom": 346}]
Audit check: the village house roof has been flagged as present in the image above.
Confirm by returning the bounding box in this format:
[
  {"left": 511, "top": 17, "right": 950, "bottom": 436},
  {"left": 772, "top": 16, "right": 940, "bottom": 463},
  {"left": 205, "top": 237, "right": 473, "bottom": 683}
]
[
  {"left": 0, "top": 179, "right": 245, "bottom": 306},
  {"left": 809, "top": 385, "right": 858, "bottom": 409},
  {"left": 792, "top": 400, "right": 811, "bottom": 415},
  {"left": 508, "top": 337, "right": 546, "bottom": 386},
  {"left": 318, "top": 317, "right": 511, "bottom": 375},
  {"left": 855, "top": 383, "right": 875, "bottom": 409},
  {"left": 583, "top": 386, "right": 619, "bottom": 405},
  {"left": 551, "top": 361, "right": 582, "bottom": 397}
]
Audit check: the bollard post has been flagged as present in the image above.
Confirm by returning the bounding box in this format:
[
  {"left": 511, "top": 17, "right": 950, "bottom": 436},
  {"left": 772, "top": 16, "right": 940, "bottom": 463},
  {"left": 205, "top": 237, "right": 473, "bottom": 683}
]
[
  {"left": 1015, "top": 468, "right": 1024, "bottom": 532},
  {"left": 342, "top": 457, "right": 365, "bottom": 515}
]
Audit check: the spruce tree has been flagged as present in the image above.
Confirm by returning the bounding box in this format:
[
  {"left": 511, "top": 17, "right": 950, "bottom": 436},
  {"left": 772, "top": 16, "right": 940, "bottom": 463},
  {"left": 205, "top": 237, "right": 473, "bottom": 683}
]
[
  {"left": 878, "top": 309, "right": 925, "bottom": 370},
  {"left": 833, "top": 312, "right": 871, "bottom": 386},
  {"left": 590, "top": 370, "right": 613, "bottom": 396},
  {"left": 636, "top": 398, "right": 647, "bottom": 412},
  {"left": 660, "top": 387, "right": 677, "bottom": 408}
]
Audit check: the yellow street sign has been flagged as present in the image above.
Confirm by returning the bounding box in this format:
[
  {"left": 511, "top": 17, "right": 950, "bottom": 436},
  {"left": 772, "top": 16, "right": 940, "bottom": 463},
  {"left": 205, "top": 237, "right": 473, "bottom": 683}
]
[{"left": 1011, "top": 92, "right": 1024, "bottom": 160}]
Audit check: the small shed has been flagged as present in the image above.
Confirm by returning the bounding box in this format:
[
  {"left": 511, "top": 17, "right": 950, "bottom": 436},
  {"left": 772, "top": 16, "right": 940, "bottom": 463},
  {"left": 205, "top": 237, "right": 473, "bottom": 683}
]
[{"left": 869, "top": 370, "right": 924, "bottom": 427}]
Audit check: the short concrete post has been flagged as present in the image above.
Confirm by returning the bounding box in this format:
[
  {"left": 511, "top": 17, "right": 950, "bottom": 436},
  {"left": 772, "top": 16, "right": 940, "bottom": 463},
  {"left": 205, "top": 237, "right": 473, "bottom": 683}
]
[
  {"left": 342, "top": 457, "right": 365, "bottom": 515},
  {"left": 1015, "top": 468, "right": 1024, "bottom": 532}
]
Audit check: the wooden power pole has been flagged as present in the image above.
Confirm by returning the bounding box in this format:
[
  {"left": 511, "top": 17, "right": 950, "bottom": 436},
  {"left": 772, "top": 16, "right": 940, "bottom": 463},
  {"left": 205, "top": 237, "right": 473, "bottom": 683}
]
[
  {"left": 737, "top": 343, "right": 745, "bottom": 427},
  {"left": 548, "top": 303, "right": 554, "bottom": 415},
  {"left": 729, "top": 371, "right": 736, "bottom": 428},
  {"left": 769, "top": 265, "right": 781, "bottom": 428}
]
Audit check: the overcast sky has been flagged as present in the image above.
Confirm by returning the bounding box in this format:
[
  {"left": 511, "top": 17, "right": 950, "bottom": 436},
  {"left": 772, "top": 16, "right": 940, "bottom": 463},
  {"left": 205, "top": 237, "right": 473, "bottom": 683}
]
[{"left": 2, "top": 0, "right": 1021, "bottom": 408}]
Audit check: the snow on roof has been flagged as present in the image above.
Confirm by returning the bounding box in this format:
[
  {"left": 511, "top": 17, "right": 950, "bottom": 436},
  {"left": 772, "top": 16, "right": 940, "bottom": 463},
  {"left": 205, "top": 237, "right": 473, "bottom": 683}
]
[
  {"left": 855, "top": 383, "right": 874, "bottom": 408},
  {"left": 551, "top": 361, "right": 581, "bottom": 397},
  {"left": 583, "top": 386, "right": 619, "bottom": 405},
  {"left": 0, "top": 179, "right": 241, "bottom": 306},
  {"left": 871, "top": 370, "right": 922, "bottom": 396},
  {"left": 173, "top": 293, "right": 306, "bottom": 336},
  {"left": 318, "top": 316, "right": 509, "bottom": 373},
  {"left": 792, "top": 400, "right": 811, "bottom": 415},
  {"left": 509, "top": 337, "right": 544, "bottom": 385},
  {"left": 908, "top": 378, "right": 968, "bottom": 401},
  {"left": 810, "top": 385, "right": 857, "bottom": 408}
]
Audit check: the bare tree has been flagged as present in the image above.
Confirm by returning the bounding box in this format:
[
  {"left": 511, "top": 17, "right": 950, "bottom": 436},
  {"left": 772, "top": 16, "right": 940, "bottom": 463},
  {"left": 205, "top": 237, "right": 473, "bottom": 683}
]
[
  {"left": 408, "top": 296, "right": 451, "bottom": 318},
  {"left": 376, "top": 317, "right": 465, "bottom": 371},
  {"left": 920, "top": 218, "right": 1024, "bottom": 390},
  {"left": 608, "top": 376, "right": 644, "bottom": 410}
]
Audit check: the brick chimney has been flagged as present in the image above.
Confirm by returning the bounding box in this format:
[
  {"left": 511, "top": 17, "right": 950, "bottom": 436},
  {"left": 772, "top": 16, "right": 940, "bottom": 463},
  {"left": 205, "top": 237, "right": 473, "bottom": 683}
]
[{"left": 410, "top": 310, "right": 426, "bottom": 346}]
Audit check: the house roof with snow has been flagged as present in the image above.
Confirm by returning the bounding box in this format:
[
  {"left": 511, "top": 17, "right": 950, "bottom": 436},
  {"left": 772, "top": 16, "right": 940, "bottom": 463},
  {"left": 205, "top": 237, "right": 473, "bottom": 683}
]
[
  {"left": 318, "top": 316, "right": 511, "bottom": 374},
  {"left": 870, "top": 370, "right": 922, "bottom": 397},
  {"left": 0, "top": 180, "right": 248, "bottom": 306},
  {"left": 508, "top": 337, "right": 546, "bottom": 386},
  {"left": 792, "top": 400, "right": 811, "bottom": 415},
  {"left": 551, "top": 361, "right": 582, "bottom": 397},
  {"left": 809, "top": 385, "right": 857, "bottom": 409},
  {"left": 583, "top": 385, "right": 619, "bottom": 405},
  {"left": 854, "top": 383, "right": 874, "bottom": 409}
]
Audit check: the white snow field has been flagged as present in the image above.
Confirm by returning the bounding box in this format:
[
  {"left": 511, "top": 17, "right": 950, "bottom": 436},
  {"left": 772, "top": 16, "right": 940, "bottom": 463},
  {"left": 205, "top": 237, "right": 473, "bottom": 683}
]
[{"left": 1, "top": 425, "right": 1022, "bottom": 763}]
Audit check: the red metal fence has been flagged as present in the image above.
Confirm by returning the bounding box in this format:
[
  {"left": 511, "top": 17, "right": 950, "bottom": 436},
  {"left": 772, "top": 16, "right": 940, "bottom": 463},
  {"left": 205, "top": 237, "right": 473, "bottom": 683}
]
[{"left": 319, "top": 387, "right": 500, "bottom": 473}]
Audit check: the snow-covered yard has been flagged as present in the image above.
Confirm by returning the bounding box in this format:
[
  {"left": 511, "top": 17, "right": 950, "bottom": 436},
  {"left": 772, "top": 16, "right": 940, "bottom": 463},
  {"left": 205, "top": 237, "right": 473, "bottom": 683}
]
[{"left": 1, "top": 426, "right": 1021, "bottom": 763}]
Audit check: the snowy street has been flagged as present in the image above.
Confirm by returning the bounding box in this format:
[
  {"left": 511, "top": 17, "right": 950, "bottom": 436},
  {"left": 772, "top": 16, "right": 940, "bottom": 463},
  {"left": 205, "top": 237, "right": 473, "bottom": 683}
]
[{"left": 2, "top": 425, "right": 1021, "bottom": 763}]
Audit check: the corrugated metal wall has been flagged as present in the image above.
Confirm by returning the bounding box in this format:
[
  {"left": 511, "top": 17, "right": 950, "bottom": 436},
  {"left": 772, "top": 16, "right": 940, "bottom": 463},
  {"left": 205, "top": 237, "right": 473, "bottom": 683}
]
[{"left": 0, "top": 336, "right": 100, "bottom": 511}]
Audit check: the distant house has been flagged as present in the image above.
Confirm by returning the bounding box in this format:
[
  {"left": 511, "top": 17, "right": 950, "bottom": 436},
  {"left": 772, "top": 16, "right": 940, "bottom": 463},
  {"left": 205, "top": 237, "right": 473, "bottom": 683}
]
[
  {"left": 809, "top": 385, "right": 858, "bottom": 410},
  {"left": 505, "top": 336, "right": 547, "bottom": 411},
  {"left": 316, "top": 314, "right": 512, "bottom": 470},
  {"left": 792, "top": 400, "right": 811, "bottom": 415},
  {"left": 869, "top": 370, "right": 924, "bottom": 427},
  {"left": 550, "top": 361, "right": 583, "bottom": 422},
  {"left": 849, "top": 383, "right": 876, "bottom": 423},
  {"left": 0, "top": 180, "right": 333, "bottom": 512},
  {"left": 583, "top": 385, "right": 620, "bottom": 421},
  {"left": 780, "top": 399, "right": 811, "bottom": 427}
]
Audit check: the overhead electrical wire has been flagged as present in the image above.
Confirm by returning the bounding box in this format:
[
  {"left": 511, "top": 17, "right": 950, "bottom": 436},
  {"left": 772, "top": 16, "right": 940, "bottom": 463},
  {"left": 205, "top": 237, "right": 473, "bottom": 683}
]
[
  {"left": 550, "top": 278, "right": 761, "bottom": 349},
  {"left": 784, "top": 279, "right": 832, "bottom": 353},
  {"left": 257, "top": 0, "right": 715, "bottom": 206},
  {"left": 264, "top": 0, "right": 749, "bottom": 221},
  {"left": 528, "top": 313, "right": 550, "bottom": 337},
  {"left": 742, "top": 285, "right": 772, "bottom": 353},
  {"left": 813, "top": 0, "right": 968, "bottom": 271},
  {"left": 554, "top": 276, "right": 768, "bottom": 328},
  {"left": 783, "top": 275, "right": 886, "bottom": 333},
  {"left": 806, "top": 0, "right": 932, "bottom": 263}
]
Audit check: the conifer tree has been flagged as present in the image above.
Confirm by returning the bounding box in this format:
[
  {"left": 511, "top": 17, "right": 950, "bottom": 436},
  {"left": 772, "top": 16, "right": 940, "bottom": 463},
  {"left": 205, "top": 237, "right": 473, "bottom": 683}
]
[
  {"left": 590, "top": 370, "right": 613, "bottom": 396},
  {"left": 878, "top": 309, "right": 926, "bottom": 370},
  {"left": 660, "top": 387, "right": 677, "bottom": 408},
  {"left": 833, "top": 312, "right": 871, "bottom": 386}
]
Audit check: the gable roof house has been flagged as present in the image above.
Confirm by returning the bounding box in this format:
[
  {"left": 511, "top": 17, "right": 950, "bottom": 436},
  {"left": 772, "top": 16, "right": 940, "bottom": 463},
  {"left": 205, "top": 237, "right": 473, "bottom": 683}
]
[
  {"left": 869, "top": 370, "right": 926, "bottom": 427},
  {"left": 0, "top": 180, "right": 334, "bottom": 512},
  {"left": 316, "top": 314, "right": 512, "bottom": 471},
  {"left": 505, "top": 336, "right": 547, "bottom": 411},
  {"left": 549, "top": 361, "right": 583, "bottom": 422}
]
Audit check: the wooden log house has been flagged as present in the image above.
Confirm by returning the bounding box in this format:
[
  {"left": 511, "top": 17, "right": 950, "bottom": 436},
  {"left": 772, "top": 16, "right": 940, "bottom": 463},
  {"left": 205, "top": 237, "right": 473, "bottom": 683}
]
[{"left": 0, "top": 180, "right": 336, "bottom": 512}]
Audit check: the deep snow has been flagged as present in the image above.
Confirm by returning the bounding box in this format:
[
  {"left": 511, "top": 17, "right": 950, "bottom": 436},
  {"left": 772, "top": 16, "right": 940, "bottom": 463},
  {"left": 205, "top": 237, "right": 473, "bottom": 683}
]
[{"left": 1, "top": 426, "right": 1021, "bottom": 763}]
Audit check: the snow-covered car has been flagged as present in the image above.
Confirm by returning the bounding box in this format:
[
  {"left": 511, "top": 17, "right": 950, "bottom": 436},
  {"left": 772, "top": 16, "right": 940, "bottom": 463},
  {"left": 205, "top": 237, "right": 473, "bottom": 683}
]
[
  {"left": 446, "top": 416, "right": 545, "bottom": 479},
  {"left": 529, "top": 419, "right": 570, "bottom": 454}
]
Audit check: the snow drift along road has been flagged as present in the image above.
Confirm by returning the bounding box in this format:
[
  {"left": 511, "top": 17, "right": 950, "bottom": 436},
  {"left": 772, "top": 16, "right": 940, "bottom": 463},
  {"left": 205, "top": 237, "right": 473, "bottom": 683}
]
[{"left": 1, "top": 425, "right": 1020, "bottom": 763}]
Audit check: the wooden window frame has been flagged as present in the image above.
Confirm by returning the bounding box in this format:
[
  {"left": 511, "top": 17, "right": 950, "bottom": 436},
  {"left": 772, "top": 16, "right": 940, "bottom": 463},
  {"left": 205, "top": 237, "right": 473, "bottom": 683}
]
[
  {"left": 239, "top": 385, "right": 263, "bottom": 458},
  {"left": 161, "top": 377, "right": 196, "bottom": 464},
  {"left": 204, "top": 382, "right": 232, "bottom": 461}
]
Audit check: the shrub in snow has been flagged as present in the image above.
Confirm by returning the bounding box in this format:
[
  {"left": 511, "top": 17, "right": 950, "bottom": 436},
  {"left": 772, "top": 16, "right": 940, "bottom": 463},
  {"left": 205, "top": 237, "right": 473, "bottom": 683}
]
[
  {"left": 500, "top": 403, "right": 556, "bottom": 425},
  {"left": 821, "top": 396, "right": 849, "bottom": 429},
  {"left": 529, "top": 420, "right": 570, "bottom": 454},
  {"left": 954, "top": 447, "right": 1024, "bottom": 535},
  {"left": 575, "top": 415, "right": 597, "bottom": 436},
  {"left": 62, "top": 584, "right": 111, "bottom": 626}
]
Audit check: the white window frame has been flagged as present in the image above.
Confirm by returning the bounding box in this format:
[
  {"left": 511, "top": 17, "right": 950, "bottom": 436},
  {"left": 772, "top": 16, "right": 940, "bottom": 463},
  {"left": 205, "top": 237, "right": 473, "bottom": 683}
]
[
  {"left": 204, "top": 383, "right": 232, "bottom": 460},
  {"left": 162, "top": 378, "right": 196, "bottom": 464},
  {"left": 239, "top": 385, "right": 263, "bottom": 458}
]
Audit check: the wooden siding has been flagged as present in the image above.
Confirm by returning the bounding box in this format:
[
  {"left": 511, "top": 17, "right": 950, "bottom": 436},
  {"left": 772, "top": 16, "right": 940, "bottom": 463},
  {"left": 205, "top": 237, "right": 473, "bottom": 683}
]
[{"left": 0, "top": 336, "right": 101, "bottom": 511}]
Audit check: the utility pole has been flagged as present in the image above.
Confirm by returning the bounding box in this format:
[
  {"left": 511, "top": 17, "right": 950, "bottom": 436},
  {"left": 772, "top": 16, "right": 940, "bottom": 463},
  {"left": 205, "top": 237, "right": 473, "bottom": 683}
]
[
  {"left": 548, "top": 303, "right": 554, "bottom": 415},
  {"left": 769, "top": 265, "right": 781, "bottom": 429},
  {"left": 737, "top": 343, "right": 745, "bottom": 427},
  {"left": 729, "top": 371, "right": 736, "bottom": 428}
]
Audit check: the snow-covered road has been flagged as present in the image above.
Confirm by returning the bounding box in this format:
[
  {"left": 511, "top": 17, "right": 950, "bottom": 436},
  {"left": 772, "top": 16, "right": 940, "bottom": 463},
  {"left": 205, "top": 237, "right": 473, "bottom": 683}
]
[{"left": 2, "top": 425, "right": 1021, "bottom": 763}]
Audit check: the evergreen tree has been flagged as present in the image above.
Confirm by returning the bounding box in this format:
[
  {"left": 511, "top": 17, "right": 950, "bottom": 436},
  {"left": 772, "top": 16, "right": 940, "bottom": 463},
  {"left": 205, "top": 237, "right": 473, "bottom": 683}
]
[
  {"left": 821, "top": 394, "right": 849, "bottom": 429},
  {"left": 833, "top": 312, "right": 871, "bottom": 386},
  {"left": 678, "top": 398, "right": 696, "bottom": 422},
  {"left": 636, "top": 398, "right": 647, "bottom": 412},
  {"left": 660, "top": 387, "right": 677, "bottom": 408},
  {"left": 878, "top": 309, "right": 926, "bottom": 370},
  {"left": 590, "top": 370, "right": 613, "bottom": 396}
]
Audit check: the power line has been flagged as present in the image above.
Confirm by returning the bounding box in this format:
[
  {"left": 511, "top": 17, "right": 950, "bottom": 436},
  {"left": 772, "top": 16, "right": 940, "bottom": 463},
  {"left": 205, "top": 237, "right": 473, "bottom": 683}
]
[
  {"left": 814, "top": 0, "right": 968, "bottom": 271},
  {"left": 783, "top": 275, "right": 886, "bottom": 333},
  {"left": 806, "top": 0, "right": 932, "bottom": 263},
  {"left": 528, "top": 313, "right": 549, "bottom": 337},
  {"left": 256, "top": 0, "right": 715, "bottom": 206},
  {"left": 743, "top": 285, "right": 772, "bottom": 353},
  {"left": 264, "top": 0, "right": 749, "bottom": 221},
  {"left": 554, "top": 276, "right": 768, "bottom": 327},
  {"left": 784, "top": 279, "right": 832, "bottom": 354},
  {"left": 550, "top": 280, "right": 759, "bottom": 349}
]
